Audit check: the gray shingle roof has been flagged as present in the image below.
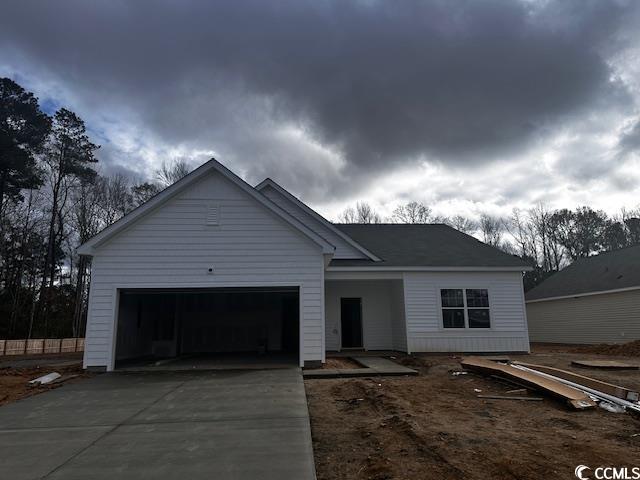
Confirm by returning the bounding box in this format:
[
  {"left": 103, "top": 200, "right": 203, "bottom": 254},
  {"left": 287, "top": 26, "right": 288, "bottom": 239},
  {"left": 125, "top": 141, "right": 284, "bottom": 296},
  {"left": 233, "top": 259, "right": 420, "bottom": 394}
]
[
  {"left": 330, "top": 224, "right": 529, "bottom": 268},
  {"left": 526, "top": 244, "right": 640, "bottom": 301}
]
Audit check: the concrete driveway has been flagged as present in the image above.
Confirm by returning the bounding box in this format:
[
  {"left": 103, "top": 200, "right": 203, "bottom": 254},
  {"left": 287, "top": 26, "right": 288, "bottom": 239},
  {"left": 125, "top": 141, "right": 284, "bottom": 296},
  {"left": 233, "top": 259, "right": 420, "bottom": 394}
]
[{"left": 0, "top": 368, "right": 316, "bottom": 480}]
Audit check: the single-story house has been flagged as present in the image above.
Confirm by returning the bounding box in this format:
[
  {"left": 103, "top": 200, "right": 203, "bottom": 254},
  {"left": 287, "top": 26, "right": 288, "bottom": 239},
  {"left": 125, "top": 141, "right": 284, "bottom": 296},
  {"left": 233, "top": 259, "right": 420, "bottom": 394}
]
[
  {"left": 78, "top": 158, "right": 531, "bottom": 370},
  {"left": 526, "top": 245, "right": 640, "bottom": 344}
]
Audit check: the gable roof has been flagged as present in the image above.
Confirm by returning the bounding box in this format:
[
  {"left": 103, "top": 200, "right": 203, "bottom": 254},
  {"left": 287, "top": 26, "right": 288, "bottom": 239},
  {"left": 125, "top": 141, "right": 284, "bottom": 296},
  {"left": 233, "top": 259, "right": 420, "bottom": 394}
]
[
  {"left": 526, "top": 244, "right": 640, "bottom": 302},
  {"left": 77, "top": 158, "right": 336, "bottom": 256},
  {"left": 329, "top": 224, "right": 531, "bottom": 270},
  {"left": 255, "top": 178, "right": 381, "bottom": 261}
]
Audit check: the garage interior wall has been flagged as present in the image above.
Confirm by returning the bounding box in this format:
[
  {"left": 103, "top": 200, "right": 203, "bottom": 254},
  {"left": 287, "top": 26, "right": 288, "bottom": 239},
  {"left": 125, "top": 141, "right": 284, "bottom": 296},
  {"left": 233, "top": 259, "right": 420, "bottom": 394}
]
[{"left": 115, "top": 288, "right": 299, "bottom": 363}]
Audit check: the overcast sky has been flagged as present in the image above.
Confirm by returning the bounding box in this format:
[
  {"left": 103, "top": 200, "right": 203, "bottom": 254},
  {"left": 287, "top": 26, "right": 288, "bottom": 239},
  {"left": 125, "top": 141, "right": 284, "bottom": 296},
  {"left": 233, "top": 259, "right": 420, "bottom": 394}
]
[{"left": 1, "top": 0, "right": 639, "bottom": 220}]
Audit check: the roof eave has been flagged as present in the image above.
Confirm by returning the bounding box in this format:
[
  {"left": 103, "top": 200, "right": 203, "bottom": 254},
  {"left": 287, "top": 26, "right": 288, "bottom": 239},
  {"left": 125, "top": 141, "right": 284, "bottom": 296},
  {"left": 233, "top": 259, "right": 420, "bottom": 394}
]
[
  {"left": 526, "top": 284, "right": 640, "bottom": 303},
  {"left": 255, "top": 178, "right": 381, "bottom": 262},
  {"left": 327, "top": 265, "right": 533, "bottom": 272}
]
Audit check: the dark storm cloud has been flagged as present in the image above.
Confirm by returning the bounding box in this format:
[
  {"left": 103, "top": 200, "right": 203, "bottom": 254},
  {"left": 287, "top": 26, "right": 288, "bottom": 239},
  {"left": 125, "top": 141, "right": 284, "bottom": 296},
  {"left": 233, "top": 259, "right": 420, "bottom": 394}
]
[
  {"left": 0, "top": 0, "right": 637, "bottom": 200},
  {"left": 619, "top": 118, "right": 640, "bottom": 155}
]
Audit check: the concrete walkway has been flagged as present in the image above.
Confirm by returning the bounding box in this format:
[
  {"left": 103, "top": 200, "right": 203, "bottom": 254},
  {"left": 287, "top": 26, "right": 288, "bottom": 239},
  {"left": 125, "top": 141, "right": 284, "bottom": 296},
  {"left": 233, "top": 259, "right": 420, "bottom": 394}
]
[
  {"left": 303, "top": 356, "right": 417, "bottom": 379},
  {"left": 0, "top": 369, "right": 316, "bottom": 480}
]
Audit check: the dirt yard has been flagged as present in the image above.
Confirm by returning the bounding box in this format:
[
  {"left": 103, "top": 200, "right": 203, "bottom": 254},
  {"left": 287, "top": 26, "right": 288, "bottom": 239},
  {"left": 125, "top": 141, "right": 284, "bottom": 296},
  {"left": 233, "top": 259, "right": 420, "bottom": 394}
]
[
  {"left": 0, "top": 354, "right": 91, "bottom": 406},
  {"left": 307, "top": 357, "right": 364, "bottom": 370},
  {"left": 305, "top": 347, "right": 640, "bottom": 480}
]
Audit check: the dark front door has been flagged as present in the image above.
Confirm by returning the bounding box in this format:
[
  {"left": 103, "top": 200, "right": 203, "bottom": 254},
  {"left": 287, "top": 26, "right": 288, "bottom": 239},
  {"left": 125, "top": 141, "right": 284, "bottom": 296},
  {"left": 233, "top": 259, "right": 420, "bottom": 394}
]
[{"left": 341, "top": 298, "right": 363, "bottom": 349}]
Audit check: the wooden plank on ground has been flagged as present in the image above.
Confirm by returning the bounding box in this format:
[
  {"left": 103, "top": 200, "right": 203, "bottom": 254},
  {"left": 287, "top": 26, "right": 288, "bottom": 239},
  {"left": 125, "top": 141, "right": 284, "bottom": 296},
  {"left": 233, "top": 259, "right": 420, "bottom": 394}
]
[
  {"left": 489, "top": 375, "right": 531, "bottom": 390},
  {"left": 571, "top": 360, "right": 639, "bottom": 370},
  {"left": 516, "top": 361, "right": 639, "bottom": 402},
  {"left": 460, "top": 356, "right": 596, "bottom": 410},
  {"left": 505, "top": 388, "right": 528, "bottom": 394}
]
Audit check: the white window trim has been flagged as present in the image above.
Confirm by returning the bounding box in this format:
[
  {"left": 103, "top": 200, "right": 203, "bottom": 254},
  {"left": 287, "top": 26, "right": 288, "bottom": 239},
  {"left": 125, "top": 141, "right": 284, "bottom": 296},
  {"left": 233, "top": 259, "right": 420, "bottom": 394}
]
[{"left": 437, "top": 287, "right": 493, "bottom": 331}]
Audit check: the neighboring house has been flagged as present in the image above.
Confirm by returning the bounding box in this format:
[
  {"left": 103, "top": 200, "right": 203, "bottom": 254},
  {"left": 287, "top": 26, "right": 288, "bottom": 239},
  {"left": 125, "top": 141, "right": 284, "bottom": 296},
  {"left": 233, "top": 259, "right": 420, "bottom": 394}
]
[
  {"left": 78, "top": 159, "right": 531, "bottom": 370},
  {"left": 526, "top": 245, "right": 640, "bottom": 344}
]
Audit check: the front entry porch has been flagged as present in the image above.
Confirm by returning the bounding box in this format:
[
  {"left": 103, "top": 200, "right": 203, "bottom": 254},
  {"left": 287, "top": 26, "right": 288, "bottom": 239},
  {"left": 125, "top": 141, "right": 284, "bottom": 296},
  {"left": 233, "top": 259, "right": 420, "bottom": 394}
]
[{"left": 324, "top": 279, "right": 407, "bottom": 352}]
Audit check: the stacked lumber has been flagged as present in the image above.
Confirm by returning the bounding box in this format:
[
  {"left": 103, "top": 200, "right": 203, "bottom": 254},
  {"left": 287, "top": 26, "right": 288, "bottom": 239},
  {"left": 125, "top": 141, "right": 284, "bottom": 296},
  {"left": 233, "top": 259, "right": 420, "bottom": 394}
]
[
  {"left": 460, "top": 357, "right": 596, "bottom": 409},
  {"left": 460, "top": 356, "right": 640, "bottom": 414},
  {"left": 571, "top": 360, "right": 639, "bottom": 370},
  {"left": 514, "top": 362, "right": 639, "bottom": 402}
]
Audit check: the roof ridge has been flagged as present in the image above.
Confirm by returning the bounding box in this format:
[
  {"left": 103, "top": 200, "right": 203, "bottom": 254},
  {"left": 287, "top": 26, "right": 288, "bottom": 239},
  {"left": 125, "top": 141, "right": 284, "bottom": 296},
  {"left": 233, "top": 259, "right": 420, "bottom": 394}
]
[
  {"left": 332, "top": 222, "right": 448, "bottom": 226},
  {"left": 525, "top": 243, "right": 640, "bottom": 300},
  {"left": 255, "top": 178, "right": 382, "bottom": 261},
  {"left": 560, "top": 243, "right": 640, "bottom": 268},
  {"left": 583, "top": 243, "right": 640, "bottom": 257}
]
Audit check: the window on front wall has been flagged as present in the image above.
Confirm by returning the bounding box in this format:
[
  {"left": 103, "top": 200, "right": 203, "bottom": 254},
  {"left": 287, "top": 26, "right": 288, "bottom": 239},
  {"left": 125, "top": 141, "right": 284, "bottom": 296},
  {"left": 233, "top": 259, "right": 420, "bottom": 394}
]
[{"left": 440, "top": 288, "right": 490, "bottom": 329}]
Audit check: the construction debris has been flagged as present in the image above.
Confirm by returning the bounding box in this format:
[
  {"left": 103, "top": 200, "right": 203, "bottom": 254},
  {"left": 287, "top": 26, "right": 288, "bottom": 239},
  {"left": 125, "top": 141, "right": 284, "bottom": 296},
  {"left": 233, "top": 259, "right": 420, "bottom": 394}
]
[
  {"left": 512, "top": 364, "right": 640, "bottom": 415},
  {"left": 307, "top": 351, "right": 640, "bottom": 480},
  {"left": 599, "top": 402, "right": 626, "bottom": 414},
  {"left": 477, "top": 395, "right": 543, "bottom": 401},
  {"left": 52, "top": 374, "right": 80, "bottom": 384},
  {"left": 462, "top": 356, "right": 640, "bottom": 415},
  {"left": 28, "top": 372, "right": 61, "bottom": 386},
  {"left": 515, "top": 362, "right": 639, "bottom": 401},
  {"left": 505, "top": 388, "right": 528, "bottom": 394},
  {"left": 571, "top": 360, "right": 639, "bottom": 370},
  {"left": 489, "top": 374, "right": 530, "bottom": 390},
  {"left": 460, "top": 357, "right": 597, "bottom": 410}
]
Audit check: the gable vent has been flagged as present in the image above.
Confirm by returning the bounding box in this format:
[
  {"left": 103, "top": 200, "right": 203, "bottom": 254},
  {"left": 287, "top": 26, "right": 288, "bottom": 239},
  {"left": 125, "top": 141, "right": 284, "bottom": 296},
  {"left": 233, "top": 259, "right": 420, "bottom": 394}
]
[{"left": 206, "top": 204, "right": 219, "bottom": 226}]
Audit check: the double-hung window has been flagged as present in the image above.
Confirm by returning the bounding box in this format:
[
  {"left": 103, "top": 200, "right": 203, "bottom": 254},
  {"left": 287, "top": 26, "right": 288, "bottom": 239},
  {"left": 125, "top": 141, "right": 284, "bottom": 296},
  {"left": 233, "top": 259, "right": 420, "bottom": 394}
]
[{"left": 440, "top": 288, "right": 491, "bottom": 329}]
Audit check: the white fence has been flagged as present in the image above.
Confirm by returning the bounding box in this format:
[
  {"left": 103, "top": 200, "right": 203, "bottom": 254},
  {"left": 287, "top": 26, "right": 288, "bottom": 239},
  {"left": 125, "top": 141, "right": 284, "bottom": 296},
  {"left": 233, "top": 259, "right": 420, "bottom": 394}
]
[{"left": 0, "top": 338, "right": 84, "bottom": 356}]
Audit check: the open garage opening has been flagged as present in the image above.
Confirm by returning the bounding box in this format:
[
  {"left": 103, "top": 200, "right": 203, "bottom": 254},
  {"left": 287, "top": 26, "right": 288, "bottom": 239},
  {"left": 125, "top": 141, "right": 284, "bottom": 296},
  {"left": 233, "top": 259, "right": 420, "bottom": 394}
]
[{"left": 114, "top": 287, "right": 300, "bottom": 369}]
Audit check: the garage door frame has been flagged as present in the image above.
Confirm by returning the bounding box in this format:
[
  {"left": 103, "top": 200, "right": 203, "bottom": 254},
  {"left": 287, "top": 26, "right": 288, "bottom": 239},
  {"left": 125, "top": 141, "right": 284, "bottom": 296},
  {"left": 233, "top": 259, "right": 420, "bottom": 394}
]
[{"left": 108, "top": 282, "right": 304, "bottom": 371}]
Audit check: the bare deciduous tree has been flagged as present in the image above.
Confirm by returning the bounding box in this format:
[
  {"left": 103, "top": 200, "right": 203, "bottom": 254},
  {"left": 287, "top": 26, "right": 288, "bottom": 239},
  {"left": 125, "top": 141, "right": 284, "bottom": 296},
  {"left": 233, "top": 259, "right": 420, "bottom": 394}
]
[
  {"left": 392, "top": 201, "right": 432, "bottom": 223},
  {"left": 444, "top": 215, "right": 477, "bottom": 234},
  {"left": 507, "top": 208, "right": 538, "bottom": 260},
  {"left": 529, "top": 203, "right": 563, "bottom": 272},
  {"left": 479, "top": 214, "right": 505, "bottom": 247},
  {"left": 131, "top": 182, "right": 159, "bottom": 207},
  {"left": 156, "top": 160, "right": 191, "bottom": 187},
  {"left": 621, "top": 207, "right": 640, "bottom": 245},
  {"left": 338, "top": 202, "right": 382, "bottom": 223},
  {"left": 97, "top": 174, "right": 133, "bottom": 225}
]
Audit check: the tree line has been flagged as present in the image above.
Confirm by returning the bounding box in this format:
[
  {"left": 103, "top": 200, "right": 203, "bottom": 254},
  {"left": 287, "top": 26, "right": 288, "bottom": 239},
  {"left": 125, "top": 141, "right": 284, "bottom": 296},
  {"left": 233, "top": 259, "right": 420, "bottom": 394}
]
[
  {"left": 0, "top": 78, "right": 189, "bottom": 340},
  {"left": 2, "top": 76, "right": 639, "bottom": 340},
  {"left": 338, "top": 201, "right": 640, "bottom": 290}
]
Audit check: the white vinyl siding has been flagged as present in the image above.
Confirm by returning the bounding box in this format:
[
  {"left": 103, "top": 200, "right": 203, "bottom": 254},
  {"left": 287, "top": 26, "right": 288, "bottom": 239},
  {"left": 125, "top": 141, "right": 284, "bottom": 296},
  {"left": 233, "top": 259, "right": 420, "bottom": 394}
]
[
  {"left": 403, "top": 271, "right": 529, "bottom": 352},
  {"left": 390, "top": 280, "right": 408, "bottom": 351},
  {"left": 260, "top": 185, "right": 368, "bottom": 259},
  {"left": 526, "top": 289, "right": 640, "bottom": 344},
  {"left": 84, "top": 170, "right": 325, "bottom": 369}
]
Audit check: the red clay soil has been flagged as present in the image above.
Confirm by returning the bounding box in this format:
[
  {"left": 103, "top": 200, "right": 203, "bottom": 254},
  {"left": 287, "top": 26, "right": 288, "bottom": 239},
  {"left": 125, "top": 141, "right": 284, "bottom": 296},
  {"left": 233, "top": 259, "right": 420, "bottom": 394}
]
[
  {"left": 0, "top": 362, "right": 91, "bottom": 406},
  {"left": 305, "top": 353, "right": 640, "bottom": 480}
]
